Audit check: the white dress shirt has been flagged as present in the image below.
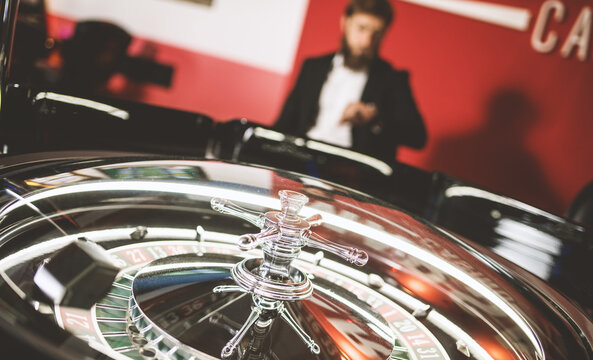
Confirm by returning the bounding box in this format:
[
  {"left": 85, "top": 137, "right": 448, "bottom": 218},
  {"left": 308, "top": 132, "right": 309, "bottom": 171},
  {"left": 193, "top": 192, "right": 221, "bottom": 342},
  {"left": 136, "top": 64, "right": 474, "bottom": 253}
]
[{"left": 306, "top": 54, "right": 368, "bottom": 148}]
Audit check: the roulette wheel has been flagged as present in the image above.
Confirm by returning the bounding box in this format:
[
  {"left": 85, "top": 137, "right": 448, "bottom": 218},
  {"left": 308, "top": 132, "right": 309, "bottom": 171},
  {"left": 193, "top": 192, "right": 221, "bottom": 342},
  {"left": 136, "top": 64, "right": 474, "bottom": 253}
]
[
  {"left": 0, "top": 1, "right": 591, "bottom": 358},
  {"left": 0, "top": 153, "right": 591, "bottom": 360}
]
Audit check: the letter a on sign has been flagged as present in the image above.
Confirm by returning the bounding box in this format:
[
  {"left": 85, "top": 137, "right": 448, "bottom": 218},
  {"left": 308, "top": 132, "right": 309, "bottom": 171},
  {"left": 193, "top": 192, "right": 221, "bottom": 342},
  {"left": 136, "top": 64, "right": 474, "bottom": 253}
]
[{"left": 560, "top": 6, "right": 592, "bottom": 61}]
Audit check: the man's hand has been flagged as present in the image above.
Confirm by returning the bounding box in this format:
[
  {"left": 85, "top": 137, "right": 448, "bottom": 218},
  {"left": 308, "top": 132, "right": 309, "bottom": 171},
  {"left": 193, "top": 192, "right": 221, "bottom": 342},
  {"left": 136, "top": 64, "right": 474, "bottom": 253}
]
[{"left": 340, "top": 102, "right": 377, "bottom": 125}]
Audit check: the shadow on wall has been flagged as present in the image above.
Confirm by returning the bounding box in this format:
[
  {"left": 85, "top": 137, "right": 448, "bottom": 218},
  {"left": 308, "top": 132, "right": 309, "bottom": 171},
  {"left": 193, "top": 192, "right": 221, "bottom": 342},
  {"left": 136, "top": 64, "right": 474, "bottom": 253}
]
[{"left": 426, "top": 88, "right": 563, "bottom": 214}]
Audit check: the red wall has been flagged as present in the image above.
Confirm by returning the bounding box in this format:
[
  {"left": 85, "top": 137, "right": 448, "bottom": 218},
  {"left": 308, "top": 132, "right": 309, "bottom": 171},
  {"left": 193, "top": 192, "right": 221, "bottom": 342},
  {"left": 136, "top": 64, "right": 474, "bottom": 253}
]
[
  {"left": 47, "top": 0, "right": 593, "bottom": 216},
  {"left": 292, "top": 0, "right": 593, "bottom": 215}
]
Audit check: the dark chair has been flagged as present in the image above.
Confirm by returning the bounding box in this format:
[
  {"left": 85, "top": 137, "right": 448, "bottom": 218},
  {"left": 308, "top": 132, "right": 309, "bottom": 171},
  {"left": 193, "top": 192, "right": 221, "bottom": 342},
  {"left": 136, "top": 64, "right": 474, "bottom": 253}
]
[
  {"left": 426, "top": 173, "right": 593, "bottom": 311},
  {"left": 0, "top": 85, "right": 213, "bottom": 157},
  {"left": 211, "top": 119, "right": 439, "bottom": 216}
]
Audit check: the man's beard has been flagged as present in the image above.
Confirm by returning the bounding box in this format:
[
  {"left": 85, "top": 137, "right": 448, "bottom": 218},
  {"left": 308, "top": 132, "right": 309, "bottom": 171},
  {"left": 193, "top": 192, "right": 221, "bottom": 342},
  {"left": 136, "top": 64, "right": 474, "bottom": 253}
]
[{"left": 341, "top": 36, "right": 376, "bottom": 71}]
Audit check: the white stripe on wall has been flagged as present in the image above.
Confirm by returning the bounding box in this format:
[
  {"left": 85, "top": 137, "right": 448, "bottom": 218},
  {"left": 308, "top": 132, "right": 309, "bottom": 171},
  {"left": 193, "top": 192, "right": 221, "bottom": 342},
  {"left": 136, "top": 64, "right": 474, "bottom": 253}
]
[
  {"left": 399, "top": 0, "right": 532, "bottom": 31},
  {"left": 46, "top": 0, "right": 310, "bottom": 74}
]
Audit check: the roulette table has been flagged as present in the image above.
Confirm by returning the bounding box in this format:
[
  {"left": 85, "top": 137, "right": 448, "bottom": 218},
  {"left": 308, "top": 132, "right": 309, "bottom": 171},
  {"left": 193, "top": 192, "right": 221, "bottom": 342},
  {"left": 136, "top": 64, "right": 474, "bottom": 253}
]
[{"left": 0, "top": 154, "right": 591, "bottom": 360}]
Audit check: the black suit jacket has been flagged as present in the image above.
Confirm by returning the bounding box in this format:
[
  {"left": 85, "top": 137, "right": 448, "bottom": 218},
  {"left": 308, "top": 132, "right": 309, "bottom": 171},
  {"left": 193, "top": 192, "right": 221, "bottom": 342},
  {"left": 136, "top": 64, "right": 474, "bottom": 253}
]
[{"left": 275, "top": 53, "right": 426, "bottom": 162}]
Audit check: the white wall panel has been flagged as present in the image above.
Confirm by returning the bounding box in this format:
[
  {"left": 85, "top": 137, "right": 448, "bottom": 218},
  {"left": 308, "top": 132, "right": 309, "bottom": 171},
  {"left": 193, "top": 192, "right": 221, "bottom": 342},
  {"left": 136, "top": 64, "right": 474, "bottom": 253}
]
[{"left": 46, "top": 0, "right": 309, "bottom": 74}]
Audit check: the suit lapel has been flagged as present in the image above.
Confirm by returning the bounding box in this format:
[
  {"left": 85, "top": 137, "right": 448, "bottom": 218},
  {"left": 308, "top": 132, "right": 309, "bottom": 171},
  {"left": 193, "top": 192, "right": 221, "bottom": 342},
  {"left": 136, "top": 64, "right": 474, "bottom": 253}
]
[
  {"left": 352, "top": 59, "right": 385, "bottom": 148},
  {"left": 303, "top": 54, "right": 334, "bottom": 131},
  {"left": 361, "top": 59, "right": 384, "bottom": 104}
]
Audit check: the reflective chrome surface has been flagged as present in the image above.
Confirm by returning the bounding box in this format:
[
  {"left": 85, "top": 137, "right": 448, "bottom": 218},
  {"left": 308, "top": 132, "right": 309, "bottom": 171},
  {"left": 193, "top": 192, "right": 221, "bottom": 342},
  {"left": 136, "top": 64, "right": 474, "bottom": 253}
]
[
  {"left": 208, "top": 190, "right": 369, "bottom": 357},
  {"left": 0, "top": 156, "right": 591, "bottom": 359}
]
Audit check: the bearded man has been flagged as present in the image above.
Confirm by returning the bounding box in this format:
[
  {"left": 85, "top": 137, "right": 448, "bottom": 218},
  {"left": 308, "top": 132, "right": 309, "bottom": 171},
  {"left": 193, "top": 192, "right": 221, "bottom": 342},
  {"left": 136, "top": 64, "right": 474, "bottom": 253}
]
[{"left": 274, "top": 0, "right": 426, "bottom": 162}]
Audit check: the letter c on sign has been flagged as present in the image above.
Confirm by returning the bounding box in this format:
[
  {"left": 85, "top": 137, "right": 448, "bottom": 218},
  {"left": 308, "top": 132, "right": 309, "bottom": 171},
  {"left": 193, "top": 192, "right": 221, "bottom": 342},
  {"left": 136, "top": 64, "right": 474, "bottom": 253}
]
[{"left": 531, "top": 0, "right": 565, "bottom": 53}]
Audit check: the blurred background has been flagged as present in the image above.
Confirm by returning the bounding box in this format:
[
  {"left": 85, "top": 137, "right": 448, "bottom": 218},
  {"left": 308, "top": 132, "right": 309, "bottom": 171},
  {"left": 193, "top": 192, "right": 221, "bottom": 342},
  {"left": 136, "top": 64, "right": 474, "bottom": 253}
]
[{"left": 10, "top": 0, "right": 593, "bottom": 216}]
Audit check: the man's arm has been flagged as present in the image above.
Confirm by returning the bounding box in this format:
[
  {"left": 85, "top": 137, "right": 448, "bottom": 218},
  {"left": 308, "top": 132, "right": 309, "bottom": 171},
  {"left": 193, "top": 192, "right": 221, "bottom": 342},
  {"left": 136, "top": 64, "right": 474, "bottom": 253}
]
[
  {"left": 355, "top": 64, "right": 427, "bottom": 161},
  {"left": 340, "top": 102, "right": 377, "bottom": 125},
  {"left": 370, "top": 70, "right": 426, "bottom": 153},
  {"left": 390, "top": 70, "right": 426, "bottom": 149}
]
